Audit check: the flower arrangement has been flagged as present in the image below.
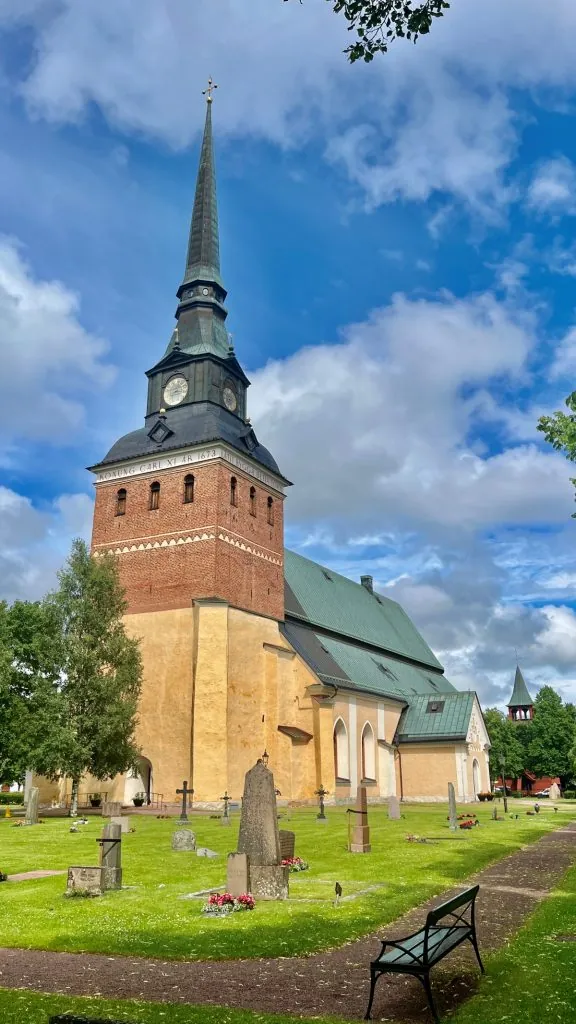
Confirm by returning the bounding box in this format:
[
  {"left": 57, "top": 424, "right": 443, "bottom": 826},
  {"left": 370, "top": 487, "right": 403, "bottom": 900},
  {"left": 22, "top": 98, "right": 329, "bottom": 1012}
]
[
  {"left": 281, "top": 856, "right": 309, "bottom": 872},
  {"left": 459, "top": 817, "right": 479, "bottom": 829},
  {"left": 202, "top": 892, "right": 255, "bottom": 916}
]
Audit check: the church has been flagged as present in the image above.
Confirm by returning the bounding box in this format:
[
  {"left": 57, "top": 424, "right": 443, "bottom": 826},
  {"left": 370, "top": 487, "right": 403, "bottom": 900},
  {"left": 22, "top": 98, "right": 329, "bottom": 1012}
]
[{"left": 42, "top": 91, "right": 491, "bottom": 808}]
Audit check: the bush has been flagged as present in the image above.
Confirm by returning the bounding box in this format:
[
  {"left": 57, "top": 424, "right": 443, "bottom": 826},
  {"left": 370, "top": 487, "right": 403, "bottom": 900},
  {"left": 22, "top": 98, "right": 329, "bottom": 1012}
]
[
  {"left": 563, "top": 790, "right": 576, "bottom": 800},
  {"left": 0, "top": 793, "right": 24, "bottom": 805}
]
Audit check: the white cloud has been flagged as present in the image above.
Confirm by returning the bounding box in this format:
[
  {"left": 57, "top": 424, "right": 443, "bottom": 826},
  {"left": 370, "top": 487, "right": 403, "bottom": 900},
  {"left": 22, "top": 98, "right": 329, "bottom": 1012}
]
[
  {"left": 0, "top": 237, "right": 114, "bottom": 455},
  {"left": 0, "top": 486, "right": 93, "bottom": 603},
  {"left": 527, "top": 157, "right": 576, "bottom": 217},
  {"left": 5, "top": 0, "right": 576, "bottom": 213}
]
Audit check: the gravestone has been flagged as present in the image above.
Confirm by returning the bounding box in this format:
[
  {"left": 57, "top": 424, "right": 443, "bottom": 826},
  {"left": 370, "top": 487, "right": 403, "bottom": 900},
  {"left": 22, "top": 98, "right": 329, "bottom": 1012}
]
[
  {"left": 98, "top": 823, "right": 122, "bottom": 890},
  {"left": 233, "top": 760, "right": 288, "bottom": 900},
  {"left": 172, "top": 829, "right": 196, "bottom": 851},
  {"left": 349, "top": 785, "right": 371, "bottom": 853},
  {"left": 197, "top": 847, "right": 219, "bottom": 858},
  {"left": 549, "top": 782, "right": 561, "bottom": 801},
  {"left": 227, "top": 852, "right": 250, "bottom": 896},
  {"left": 448, "top": 782, "right": 458, "bottom": 831},
  {"left": 388, "top": 795, "right": 401, "bottom": 820},
  {"left": 102, "top": 801, "right": 123, "bottom": 818},
  {"left": 25, "top": 786, "right": 39, "bottom": 825},
  {"left": 279, "top": 830, "right": 295, "bottom": 860},
  {"left": 176, "top": 780, "right": 193, "bottom": 823},
  {"left": 111, "top": 814, "right": 130, "bottom": 834},
  {"left": 67, "top": 866, "right": 104, "bottom": 896}
]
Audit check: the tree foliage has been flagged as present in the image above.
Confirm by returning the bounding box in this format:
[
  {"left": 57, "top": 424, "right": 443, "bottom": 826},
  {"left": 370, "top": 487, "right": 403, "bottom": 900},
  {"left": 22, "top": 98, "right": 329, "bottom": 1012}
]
[
  {"left": 526, "top": 685, "right": 575, "bottom": 783},
  {"left": 287, "top": 0, "right": 451, "bottom": 61},
  {"left": 483, "top": 708, "right": 525, "bottom": 782},
  {"left": 538, "top": 392, "right": 576, "bottom": 516},
  {"left": 41, "top": 539, "right": 143, "bottom": 812}
]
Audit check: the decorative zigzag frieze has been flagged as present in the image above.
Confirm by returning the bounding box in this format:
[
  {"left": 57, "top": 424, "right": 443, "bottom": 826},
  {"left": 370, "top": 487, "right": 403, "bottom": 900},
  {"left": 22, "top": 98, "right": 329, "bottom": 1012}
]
[{"left": 93, "top": 529, "right": 282, "bottom": 566}]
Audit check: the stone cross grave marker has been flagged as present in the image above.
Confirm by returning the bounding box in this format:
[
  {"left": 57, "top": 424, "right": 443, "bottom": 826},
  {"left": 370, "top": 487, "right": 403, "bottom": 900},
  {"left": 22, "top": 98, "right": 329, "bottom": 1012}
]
[
  {"left": 221, "top": 790, "right": 231, "bottom": 826},
  {"left": 25, "top": 786, "right": 39, "bottom": 825},
  {"left": 176, "top": 780, "right": 193, "bottom": 823},
  {"left": 172, "top": 829, "right": 196, "bottom": 851},
  {"left": 315, "top": 785, "right": 328, "bottom": 823},
  {"left": 233, "top": 760, "right": 289, "bottom": 899},
  {"left": 388, "top": 794, "right": 401, "bottom": 820},
  {"left": 348, "top": 785, "right": 371, "bottom": 853},
  {"left": 448, "top": 782, "right": 458, "bottom": 831},
  {"left": 67, "top": 865, "right": 105, "bottom": 896},
  {"left": 97, "top": 822, "right": 122, "bottom": 890}
]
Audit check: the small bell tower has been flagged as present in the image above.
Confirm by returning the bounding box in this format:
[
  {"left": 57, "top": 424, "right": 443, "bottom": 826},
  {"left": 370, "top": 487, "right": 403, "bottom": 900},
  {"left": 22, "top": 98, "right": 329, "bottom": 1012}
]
[{"left": 507, "top": 666, "right": 534, "bottom": 722}]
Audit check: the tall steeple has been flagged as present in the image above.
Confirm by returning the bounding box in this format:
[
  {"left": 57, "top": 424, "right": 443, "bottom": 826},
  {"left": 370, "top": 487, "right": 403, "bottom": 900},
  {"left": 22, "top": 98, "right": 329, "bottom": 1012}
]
[{"left": 170, "top": 79, "right": 230, "bottom": 359}]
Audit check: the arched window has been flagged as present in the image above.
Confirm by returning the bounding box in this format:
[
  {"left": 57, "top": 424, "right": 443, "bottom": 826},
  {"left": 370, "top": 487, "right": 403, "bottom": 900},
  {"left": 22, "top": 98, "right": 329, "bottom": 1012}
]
[
  {"left": 115, "top": 488, "right": 127, "bottom": 516},
  {"left": 333, "top": 718, "right": 350, "bottom": 781},
  {"left": 267, "top": 496, "right": 274, "bottom": 525},
  {"left": 472, "top": 758, "right": 481, "bottom": 798},
  {"left": 149, "top": 481, "right": 160, "bottom": 511},
  {"left": 361, "top": 723, "right": 376, "bottom": 781},
  {"left": 183, "top": 474, "right": 194, "bottom": 504},
  {"left": 230, "top": 476, "right": 237, "bottom": 507},
  {"left": 250, "top": 486, "right": 257, "bottom": 516}
]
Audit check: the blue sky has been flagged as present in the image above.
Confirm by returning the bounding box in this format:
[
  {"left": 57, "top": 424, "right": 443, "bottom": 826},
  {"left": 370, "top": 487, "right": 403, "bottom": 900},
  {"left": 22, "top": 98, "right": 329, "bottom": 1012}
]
[{"left": 3, "top": 0, "right": 576, "bottom": 707}]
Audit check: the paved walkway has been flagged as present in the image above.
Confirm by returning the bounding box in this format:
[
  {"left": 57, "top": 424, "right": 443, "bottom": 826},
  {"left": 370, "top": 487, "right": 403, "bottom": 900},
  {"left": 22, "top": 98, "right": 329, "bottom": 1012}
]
[{"left": 1, "top": 825, "right": 575, "bottom": 1021}]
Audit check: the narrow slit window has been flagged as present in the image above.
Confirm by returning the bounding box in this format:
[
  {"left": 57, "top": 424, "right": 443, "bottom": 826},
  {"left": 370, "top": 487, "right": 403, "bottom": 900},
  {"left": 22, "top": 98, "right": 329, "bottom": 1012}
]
[
  {"left": 250, "top": 486, "right": 257, "bottom": 516},
  {"left": 149, "top": 481, "right": 160, "bottom": 511},
  {"left": 183, "top": 474, "right": 194, "bottom": 504},
  {"left": 230, "top": 476, "right": 238, "bottom": 507},
  {"left": 267, "top": 496, "right": 274, "bottom": 525},
  {"left": 115, "top": 488, "right": 127, "bottom": 516}
]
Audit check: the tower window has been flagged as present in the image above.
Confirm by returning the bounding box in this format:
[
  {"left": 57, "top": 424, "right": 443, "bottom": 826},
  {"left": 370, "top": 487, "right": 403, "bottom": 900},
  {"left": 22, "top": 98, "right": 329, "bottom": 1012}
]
[
  {"left": 230, "top": 476, "right": 238, "bottom": 507},
  {"left": 267, "top": 496, "right": 274, "bottom": 525},
  {"left": 183, "top": 474, "right": 195, "bottom": 504},
  {"left": 250, "top": 486, "right": 257, "bottom": 516},
  {"left": 115, "top": 488, "right": 127, "bottom": 516},
  {"left": 149, "top": 481, "right": 160, "bottom": 511}
]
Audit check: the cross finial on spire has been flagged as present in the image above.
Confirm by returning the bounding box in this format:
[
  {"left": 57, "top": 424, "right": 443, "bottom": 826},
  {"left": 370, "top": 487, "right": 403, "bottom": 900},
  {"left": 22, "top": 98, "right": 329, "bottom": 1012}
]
[{"left": 203, "top": 77, "right": 218, "bottom": 103}]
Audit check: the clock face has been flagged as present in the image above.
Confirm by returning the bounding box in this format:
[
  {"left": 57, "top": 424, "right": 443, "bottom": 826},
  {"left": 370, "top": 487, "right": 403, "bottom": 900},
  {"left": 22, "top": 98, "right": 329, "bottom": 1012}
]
[
  {"left": 163, "top": 375, "right": 188, "bottom": 406},
  {"left": 222, "top": 386, "right": 237, "bottom": 412},
  {"left": 202, "top": 287, "right": 209, "bottom": 296}
]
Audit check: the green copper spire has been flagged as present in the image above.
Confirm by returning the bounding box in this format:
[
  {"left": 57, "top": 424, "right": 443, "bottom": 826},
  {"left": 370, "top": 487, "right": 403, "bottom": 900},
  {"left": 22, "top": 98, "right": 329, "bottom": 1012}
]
[
  {"left": 171, "top": 80, "right": 230, "bottom": 359},
  {"left": 507, "top": 666, "right": 533, "bottom": 708}
]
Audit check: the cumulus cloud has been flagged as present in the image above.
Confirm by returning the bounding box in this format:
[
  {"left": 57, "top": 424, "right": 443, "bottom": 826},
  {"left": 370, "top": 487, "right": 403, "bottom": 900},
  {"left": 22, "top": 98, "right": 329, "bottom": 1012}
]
[
  {"left": 5, "top": 0, "right": 576, "bottom": 213},
  {"left": 0, "top": 486, "right": 93, "bottom": 603},
  {"left": 0, "top": 237, "right": 114, "bottom": 455},
  {"left": 527, "top": 157, "right": 576, "bottom": 218}
]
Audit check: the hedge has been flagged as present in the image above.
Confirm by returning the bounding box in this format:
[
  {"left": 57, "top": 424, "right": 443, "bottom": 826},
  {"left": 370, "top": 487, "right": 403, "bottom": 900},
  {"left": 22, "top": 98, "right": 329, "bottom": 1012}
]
[{"left": 0, "top": 793, "right": 24, "bottom": 805}]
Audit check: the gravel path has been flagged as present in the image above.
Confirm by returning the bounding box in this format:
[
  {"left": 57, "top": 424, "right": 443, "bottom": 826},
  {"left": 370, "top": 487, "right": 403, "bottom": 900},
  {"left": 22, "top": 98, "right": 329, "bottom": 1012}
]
[{"left": 1, "top": 825, "right": 575, "bottom": 1022}]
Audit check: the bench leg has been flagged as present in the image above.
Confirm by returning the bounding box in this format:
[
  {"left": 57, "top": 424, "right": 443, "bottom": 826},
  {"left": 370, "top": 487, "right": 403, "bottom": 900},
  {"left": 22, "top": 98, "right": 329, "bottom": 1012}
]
[
  {"left": 418, "top": 973, "right": 440, "bottom": 1024},
  {"left": 364, "top": 969, "right": 379, "bottom": 1020},
  {"left": 468, "top": 932, "right": 485, "bottom": 974}
]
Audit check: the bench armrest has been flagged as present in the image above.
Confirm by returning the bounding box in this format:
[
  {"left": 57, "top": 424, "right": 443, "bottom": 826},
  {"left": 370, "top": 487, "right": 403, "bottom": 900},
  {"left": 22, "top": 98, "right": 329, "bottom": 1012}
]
[{"left": 374, "top": 933, "right": 425, "bottom": 967}]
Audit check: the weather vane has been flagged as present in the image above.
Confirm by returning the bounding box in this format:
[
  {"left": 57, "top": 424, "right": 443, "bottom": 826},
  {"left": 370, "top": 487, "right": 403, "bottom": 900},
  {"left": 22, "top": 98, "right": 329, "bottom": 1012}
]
[{"left": 203, "top": 77, "right": 218, "bottom": 103}]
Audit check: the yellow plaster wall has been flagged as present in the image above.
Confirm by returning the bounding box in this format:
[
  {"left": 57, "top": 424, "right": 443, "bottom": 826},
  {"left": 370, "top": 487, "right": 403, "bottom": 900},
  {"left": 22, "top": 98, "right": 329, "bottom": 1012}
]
[
  {"left": 399, "top": 743, "right": 458, "bottom": 800},
  {"left": 466, "top": 748, "right": 491, "bottom": 796},
  {"left": 191, "top": 602, "right": 229, "bottom": 803}
]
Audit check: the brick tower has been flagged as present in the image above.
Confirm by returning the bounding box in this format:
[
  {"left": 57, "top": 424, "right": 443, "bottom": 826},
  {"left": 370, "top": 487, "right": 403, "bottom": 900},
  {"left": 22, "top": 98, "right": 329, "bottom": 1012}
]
[{"left": 90, "top": 89, "right": 289, "bottom": 622}]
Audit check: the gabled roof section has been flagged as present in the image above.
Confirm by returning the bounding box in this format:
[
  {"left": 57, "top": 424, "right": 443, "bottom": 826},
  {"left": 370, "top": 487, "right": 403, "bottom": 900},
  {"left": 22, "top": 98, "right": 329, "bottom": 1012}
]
[
  {"left": 282, "top": 621, "right": 454, "bottom": 703},
  {"left": 396, "top": 691, "right": 475, "bottom": 743},
  {"left": 507, "top": 666, "right": 533, "bottom": 708},
  {"left": 284, "top": 549, "right": 443, "bottom": 671}
]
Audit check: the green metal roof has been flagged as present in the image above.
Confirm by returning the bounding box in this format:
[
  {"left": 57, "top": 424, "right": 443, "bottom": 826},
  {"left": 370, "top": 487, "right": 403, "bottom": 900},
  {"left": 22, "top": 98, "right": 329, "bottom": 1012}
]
[
  {"left": 396, "top": 692, "right": 475, "bottom": 742},
  {"left": 183, "top": 100, "right": 223, "bottom": 290},
  {"left": 284, "top": 549, "right": 443, "bottom": 671},
  {"left": 507, "top": 666, "right": 533, "bottom": 708},
  {"left": 319, "top": 634, "right": 454, "bottom": 701}
]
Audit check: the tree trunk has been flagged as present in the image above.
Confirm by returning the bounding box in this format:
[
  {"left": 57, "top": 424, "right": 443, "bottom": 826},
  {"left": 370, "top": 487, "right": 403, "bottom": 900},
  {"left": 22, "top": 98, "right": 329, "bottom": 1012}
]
[{"left": 71, "top": 777, "right": 79, "bottom": 817}]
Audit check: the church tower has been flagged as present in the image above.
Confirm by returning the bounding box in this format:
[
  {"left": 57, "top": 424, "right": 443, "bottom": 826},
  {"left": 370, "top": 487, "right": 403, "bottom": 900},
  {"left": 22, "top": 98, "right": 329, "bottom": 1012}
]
[
  {"left": 88, "top": 87, "right": 290, "bottom": 805},
  {"left": 90, "top": 88, "right": 288, "bottom": 621},
  {"left": 507, "top": 665, "right": 534, "bottom": 722}
]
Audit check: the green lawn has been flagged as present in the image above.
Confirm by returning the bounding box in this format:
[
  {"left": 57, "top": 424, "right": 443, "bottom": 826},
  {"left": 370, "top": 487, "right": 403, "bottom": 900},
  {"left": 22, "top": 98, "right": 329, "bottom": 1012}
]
[
  {"left": 1, "top": 804, "right": 572, "bottom": 962},
  {"left": 0, "top": 990, "right": 332, "bottom": 1024},
  {"left": 452, "top": 855, "right": 576, "bottom": 1023}
]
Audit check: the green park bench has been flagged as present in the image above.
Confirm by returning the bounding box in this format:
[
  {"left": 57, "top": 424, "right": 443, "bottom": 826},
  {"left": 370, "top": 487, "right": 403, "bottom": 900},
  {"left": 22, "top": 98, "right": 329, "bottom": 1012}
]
[{"left": 364, "top": 884, "right": 484, "bottom": 1023}]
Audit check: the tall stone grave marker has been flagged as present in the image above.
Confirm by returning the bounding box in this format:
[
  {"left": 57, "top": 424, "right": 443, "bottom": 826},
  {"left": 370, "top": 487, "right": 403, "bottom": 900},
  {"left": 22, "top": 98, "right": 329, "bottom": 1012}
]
[
  {"left": 25, "top": 786, "right": 39, "bottom": 825},
  {"left": 388, "top": 795, "right": 401, "bottom": 820},
  {"left": 549, "top": 782, "right": 561, "bottom": 801},
  {"left": 232, "top": 761, "right": 289, "bottom": 900},
  {"left": 349, "top": 785, "right": 371, "bottom": 853},
  {"left": 448, "top": 782, "right": 458, "bottom": 831},
  {"left": 98, "top": 822, "right": 122, "bottom": 890},
  {"left": 111, "top": 814, "right": 131, "bottom": 834}
]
